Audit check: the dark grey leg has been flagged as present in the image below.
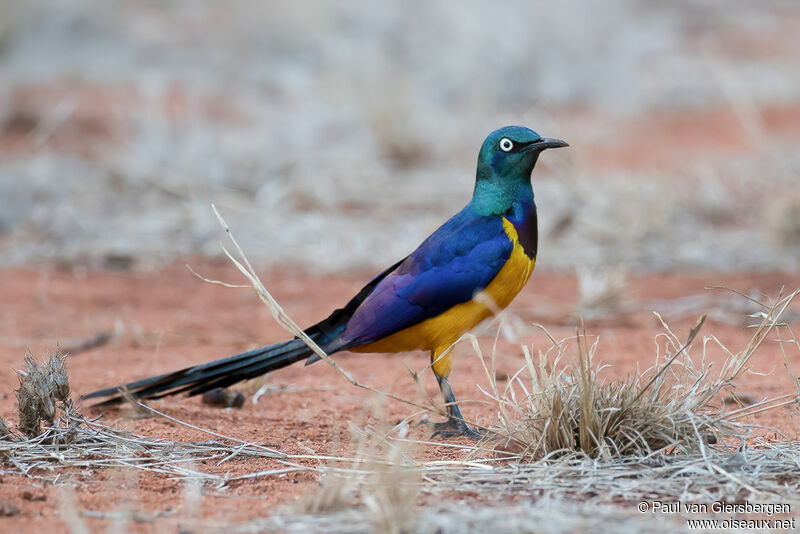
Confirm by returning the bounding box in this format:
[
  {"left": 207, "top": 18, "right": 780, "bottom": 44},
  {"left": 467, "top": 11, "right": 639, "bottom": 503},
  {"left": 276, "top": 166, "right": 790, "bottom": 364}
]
[{"left": 431, "top": 375, "right": 483, "bottom": 439}]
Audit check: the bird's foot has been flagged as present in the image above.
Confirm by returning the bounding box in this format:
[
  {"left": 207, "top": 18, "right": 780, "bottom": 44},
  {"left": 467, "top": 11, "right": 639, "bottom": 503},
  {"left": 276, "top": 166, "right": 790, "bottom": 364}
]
[{"left": 431, "top": 418, "right": 484, "bottom": 440}]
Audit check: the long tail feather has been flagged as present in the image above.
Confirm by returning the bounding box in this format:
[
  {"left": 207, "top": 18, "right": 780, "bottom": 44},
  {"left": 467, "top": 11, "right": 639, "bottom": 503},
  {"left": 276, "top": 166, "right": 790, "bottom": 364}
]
[
  {"left": 83, "top": 338, "right": 315, "bottom": 406},
  {"left": 80, "top": 262, "right": 394, "bottom": 408}
]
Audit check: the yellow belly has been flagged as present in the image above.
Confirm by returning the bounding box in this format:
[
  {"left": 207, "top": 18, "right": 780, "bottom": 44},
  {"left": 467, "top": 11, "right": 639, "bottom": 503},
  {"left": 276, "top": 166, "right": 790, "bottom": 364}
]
[{"left": 352, "top": 218, "right": 534, "bottom": 357}]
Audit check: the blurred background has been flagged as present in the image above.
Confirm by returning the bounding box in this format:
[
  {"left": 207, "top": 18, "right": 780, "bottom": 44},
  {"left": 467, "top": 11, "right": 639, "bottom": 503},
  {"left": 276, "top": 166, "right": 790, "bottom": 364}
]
[{"left": 1, "top": 0, "right": 798, "bottom": 274}]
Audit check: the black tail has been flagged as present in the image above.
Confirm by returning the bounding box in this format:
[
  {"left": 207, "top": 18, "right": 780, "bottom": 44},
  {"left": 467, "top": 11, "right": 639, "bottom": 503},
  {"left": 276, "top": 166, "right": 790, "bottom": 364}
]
[
  {"left": 83, "top": 254, "right": 407, "bottom": 407},
  {"left": 82, "top": 338, "right": 319, "bottom": 406}
]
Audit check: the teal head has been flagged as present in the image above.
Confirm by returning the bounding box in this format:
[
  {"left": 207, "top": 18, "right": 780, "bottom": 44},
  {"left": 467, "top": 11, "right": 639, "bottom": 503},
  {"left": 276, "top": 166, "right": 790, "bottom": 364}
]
[{"left": 471, "top": 126, "right": 568, "bottom": 215}]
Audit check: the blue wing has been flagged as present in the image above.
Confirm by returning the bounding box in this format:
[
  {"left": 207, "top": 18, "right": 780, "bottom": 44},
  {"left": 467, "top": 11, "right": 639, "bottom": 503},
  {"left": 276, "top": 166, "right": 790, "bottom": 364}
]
[{"left": 338, "top": 207, "right": 513, "bottom": 346}]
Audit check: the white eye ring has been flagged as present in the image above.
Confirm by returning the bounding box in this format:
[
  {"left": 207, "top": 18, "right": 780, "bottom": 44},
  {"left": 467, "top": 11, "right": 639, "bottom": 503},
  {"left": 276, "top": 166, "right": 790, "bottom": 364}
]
[{"left": 499, "top": 138, "right": 514, "bottom": 152}]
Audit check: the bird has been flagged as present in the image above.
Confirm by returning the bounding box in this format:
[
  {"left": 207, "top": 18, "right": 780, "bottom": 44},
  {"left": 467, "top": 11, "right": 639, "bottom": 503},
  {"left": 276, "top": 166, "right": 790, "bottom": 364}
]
[{"left": 84, "top": 126, "right": 568, "bottom": 438}]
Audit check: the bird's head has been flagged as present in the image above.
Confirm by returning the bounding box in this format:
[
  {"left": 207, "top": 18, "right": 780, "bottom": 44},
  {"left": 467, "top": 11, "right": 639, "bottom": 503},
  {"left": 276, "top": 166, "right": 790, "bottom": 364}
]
[{"left": 472, "top": 126, "right": 568, "bottom": 215}]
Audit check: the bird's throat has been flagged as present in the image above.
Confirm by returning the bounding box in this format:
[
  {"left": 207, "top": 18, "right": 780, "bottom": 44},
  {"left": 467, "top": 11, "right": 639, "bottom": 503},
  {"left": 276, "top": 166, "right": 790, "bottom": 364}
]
[{"left": 470, "top": 178, "right": 533, "bottom": 216}]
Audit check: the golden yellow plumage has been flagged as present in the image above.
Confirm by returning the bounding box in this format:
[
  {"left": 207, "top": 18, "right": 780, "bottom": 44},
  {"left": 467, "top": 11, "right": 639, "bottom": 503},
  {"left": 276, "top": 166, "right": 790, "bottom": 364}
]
[
  {"left": 352, "top": 218, "right": 534, "bottom": 377},
  {"left": 85, "top": 125, "right": 566, "bottom": 440}
]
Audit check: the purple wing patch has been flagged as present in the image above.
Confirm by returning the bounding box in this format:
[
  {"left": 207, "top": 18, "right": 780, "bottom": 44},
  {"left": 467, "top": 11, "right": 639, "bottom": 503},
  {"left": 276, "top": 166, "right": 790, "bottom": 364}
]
[{"left": 338, "top": 208, "right": 513, "bottom": 347}]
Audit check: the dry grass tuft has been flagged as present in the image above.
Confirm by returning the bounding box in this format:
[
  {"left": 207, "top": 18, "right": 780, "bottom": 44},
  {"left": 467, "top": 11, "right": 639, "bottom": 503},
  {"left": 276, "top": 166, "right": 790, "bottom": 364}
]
[
  {"left": 295, "top": 403, "right": 420, "bottom": 534},
  {"left": 478, "top": 291, "right": 798, "bottom": 461},
  {"left": 295, "top": 431, "right": 356, "bottom": 515},
  {"left": 14, "top": 350, "right": 70, "bottom": 438},
  {"left": 0, "top": 352, "right": 319, "bottom": 486},
  {"left": 362, "top": 434, "right": 419, "bottom": 534},
  {"left": 0, "top": 416, "right": 12, "bottom": 441}
]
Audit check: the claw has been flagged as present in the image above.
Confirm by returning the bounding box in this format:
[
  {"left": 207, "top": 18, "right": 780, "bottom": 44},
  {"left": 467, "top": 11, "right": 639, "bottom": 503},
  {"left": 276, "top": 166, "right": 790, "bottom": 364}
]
[{"left": 431, "top": 418, "right": 484, "bottom": 440}]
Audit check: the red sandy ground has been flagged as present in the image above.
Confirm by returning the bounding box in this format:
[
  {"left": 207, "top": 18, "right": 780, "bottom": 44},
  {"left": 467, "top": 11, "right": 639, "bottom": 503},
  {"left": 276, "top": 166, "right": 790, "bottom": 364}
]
[{"left": 1, "top": 262, "right": 799, "bottom": 532}]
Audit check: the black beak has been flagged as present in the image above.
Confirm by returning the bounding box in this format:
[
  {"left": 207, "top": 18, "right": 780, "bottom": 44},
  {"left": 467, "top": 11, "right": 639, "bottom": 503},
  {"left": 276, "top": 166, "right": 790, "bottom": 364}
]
[{"left": 529, "top": 137, "right": 569, "bottom": 151}]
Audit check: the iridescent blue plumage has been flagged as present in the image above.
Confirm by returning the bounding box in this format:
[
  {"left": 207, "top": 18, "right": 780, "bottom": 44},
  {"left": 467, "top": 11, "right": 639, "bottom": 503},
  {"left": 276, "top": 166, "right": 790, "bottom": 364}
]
[
  {"left": 340, "top": 207, "right": 513, "bottom": 346},
  {"left": 86, "top": 125, "right": 567, "bottom": 439},
  {"left": 338, "top": 126, "right": 552, "bottom": 347}
]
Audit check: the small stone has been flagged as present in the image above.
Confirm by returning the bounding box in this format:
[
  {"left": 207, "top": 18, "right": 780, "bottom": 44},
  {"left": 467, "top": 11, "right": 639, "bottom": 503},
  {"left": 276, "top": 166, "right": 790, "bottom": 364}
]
[{"left": 201, "top": 388, "right": 245, "bottom": 409}]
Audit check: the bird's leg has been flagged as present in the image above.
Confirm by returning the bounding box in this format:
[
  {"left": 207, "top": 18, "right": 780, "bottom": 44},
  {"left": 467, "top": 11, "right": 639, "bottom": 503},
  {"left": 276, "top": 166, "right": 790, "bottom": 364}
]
[
  {"left": 431, "top": 374, "right": 483, "bottom": 440},
  {"left": 427, "top": 347, "right": 482, "bottom": 439}
]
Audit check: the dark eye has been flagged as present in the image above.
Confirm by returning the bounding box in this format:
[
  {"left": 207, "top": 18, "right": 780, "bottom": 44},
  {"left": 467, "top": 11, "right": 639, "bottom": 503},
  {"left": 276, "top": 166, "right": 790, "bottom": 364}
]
[{"left": 499, "top": 138, "right": 513, "bottom": 152}]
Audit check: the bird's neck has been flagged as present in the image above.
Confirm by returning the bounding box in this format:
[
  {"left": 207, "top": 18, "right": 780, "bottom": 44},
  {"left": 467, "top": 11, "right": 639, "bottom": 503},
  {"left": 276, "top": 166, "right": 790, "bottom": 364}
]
[{"left": 470, "top": 178, "right": 534, "bottom": 216}]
